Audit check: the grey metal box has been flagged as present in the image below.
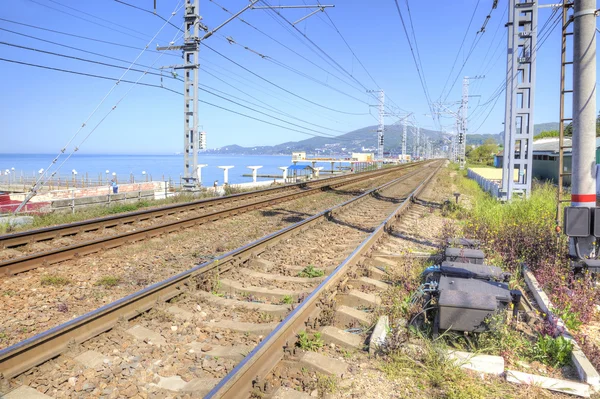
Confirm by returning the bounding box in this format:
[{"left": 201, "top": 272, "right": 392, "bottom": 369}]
[
  {"left": 593, "top": 208, "right": 600, "bottom": 238},
  {"left": 564, "top": 207, "right": 590, "bottom": 237},
  {"left": 441, "top": 261, "right": 504, "bottom": 281},
  {"left": 445, "top": 247, "right": 485, "bottom": 264},
  {"left": 437, "top": 276, "right": 510, "bottom": 332}
]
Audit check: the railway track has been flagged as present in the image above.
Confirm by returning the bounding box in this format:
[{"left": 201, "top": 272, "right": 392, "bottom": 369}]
[
  {"left": 0, "top": 161, "right": 441, "bottom": 398},
  {"left": 0, "top": 163, "right": 421, "bottom": 276}
]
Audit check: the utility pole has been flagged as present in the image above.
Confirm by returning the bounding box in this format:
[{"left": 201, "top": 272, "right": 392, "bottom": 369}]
[
  {"left": 158, "top": 0, "right": 203, "bottom": 190},
  {"left": 501, "top": 0, "right": 538, "bottom": 200},
  {"left": 157, "top": 0, "right": 332, "bottom": 190},
  {"left": 568, "top": 0, "right": 597, "bottom": 258},
  {"left": 459, "top": 77, "right": 469, "bottom": 169},
  {"left": 571, "top": 0, "right": 596, "bottom": 208}
]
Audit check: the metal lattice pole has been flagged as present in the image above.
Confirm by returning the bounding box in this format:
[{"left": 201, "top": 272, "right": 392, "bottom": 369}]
[
  {"left": 182, "top": 0, "right": 200, "bottom": 190},
  {"left": 501, "top": 0, "right": 538, "bottom": 199},
  {"left": 402, "top": 123, "right": 407, "bottom": 162},
  {"left": 377, "top": 90, "right": 385, "bottom": 160},
  {"left": 459, "top": 77, "right": 469, "bottom": 170}
]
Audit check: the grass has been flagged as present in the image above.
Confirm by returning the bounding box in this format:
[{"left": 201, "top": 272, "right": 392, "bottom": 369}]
[
  {"left": 95, "top": 275, "right": 120, "bottom": 287},
  {"left": 40, "top": 274, "right": 71, "bottom": 286},
  {"left": 280, "top": 294, "right": 294, "bottom": 305},
  {"left": 297, "top": 265, "right": 324, "bottom": 278},
  {"left": 12, "top": 190, "right": 222, "bottom": 233},
  {"left": 296, "top": 331, "right": 324, "bottom": 351}
]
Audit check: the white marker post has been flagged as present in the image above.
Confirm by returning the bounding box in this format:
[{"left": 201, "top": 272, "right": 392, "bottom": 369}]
[
  {"left": 218, "top": 166, "right": 234, "bottom": 185},
  {"left": 279, "top": 167, "right": 288, "bottom": 182},
  {"left": 196, "top": 164, "right": 208, "bottom": 186},
  {"left": 247, "top": 166, "right": 263, "bottom": 183}
]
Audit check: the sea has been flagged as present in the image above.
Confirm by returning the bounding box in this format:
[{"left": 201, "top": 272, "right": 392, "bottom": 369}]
[{"left": 0, "top": 154, "right": 350, "bottom": 186}]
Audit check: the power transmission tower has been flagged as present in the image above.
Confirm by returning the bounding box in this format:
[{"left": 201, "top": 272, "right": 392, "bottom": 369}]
[{"left": 501, "top": 0, "right": 538, "bottom": 200}]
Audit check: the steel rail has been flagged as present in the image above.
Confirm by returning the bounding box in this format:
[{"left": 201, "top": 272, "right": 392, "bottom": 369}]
[
  {"left": 0, "top": 164, "right": 422, "bottom": 275},
  {"left": 205, "top": 161, "right": 443, "bottom": 399},
  {"left": 0, "top": 163, "right": 417, "bottom": 250},
  {"left": 0, "top": 163, "right": 435, "bottom": 381}
]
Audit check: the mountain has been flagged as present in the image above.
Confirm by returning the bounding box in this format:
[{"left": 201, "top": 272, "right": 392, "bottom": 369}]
[{"left": 206, "top": 123, "right": 558, "bottom": 155}]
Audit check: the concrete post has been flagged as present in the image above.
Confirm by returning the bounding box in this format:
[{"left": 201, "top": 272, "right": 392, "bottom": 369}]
[
  {"left": 196, "top": 164, "right": 208, "bottom": 186},
  {"left": 571, "top": 0, "right": 597, "bottom": 208},
  {"left": 218, "top": 166, "right": 234, "bottom": 185},
  {"left": 247, "top": 166, "right": 263, "bottom": 183},
  {"left": 568, "top": 0, "right": 597, "bottom": 257},
  {"left": 279, "top": 167, "right": 288, "bottom": 181}
]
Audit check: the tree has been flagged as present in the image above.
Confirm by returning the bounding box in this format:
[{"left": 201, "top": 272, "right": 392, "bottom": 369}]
[
  {"left": 563, "top": 110, "right": 600, "bottom": 136},
  {"left": 467, "top": 138, "right": 499, "bottom": 166}
]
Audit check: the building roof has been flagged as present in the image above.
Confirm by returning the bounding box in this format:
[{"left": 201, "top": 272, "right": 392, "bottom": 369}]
[{"left": 288, "top": 164, "right": 315, "bottom": 171}]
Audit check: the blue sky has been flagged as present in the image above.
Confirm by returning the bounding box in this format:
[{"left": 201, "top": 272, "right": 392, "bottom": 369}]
[{"left": 0, "top": 0, "right": 592, "bottom": 154}]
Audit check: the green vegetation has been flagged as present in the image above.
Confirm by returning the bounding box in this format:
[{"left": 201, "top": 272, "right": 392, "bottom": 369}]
[
  {"left": 95, "top": 275, "right": 121, "bottom": 287},
  {"left": 281, "top": 294, "right": 294, "bottom": 305},
  {"left": 529, "top": 335, "right": 573, "bottom": 368},
  {"left": 297, "top": 265, "right": 324, "bottom": 278},
  {"left": 552, "top": 304, "right": 583, "bottom": 332},
  {"left": 40, "top": 274, "right": 71, "bottom": 286},
  {"left": 534, "top": 130, "right": 559, "bottom": 140},
  {"left": 296, "top": 331, "right": 324, "bottom": 351},
  {"left": 316, "top": 374, "right": 338, "bottom": 395},
  {"left": 465, "top": 138, "right": 498, "bottom": 166}
]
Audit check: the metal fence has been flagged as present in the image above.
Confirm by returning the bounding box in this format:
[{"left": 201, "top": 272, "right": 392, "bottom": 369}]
[{"left": 467, "top": 169, "right": 500, "bottom": 198}]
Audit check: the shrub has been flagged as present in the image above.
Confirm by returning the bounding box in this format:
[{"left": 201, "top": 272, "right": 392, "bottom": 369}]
[{"left": 527, "top": 335, "right": 573, "bottom": 368}]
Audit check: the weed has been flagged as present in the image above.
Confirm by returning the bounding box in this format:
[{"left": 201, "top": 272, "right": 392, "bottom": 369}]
[
  {"left": 95, "top": 275, "right": 120, "bottom": 287},
  {"left": 528, "top": 335, "right": 573, "bottom": 368},
  {"left": 3, "top": 290, "right": 15, "bottom": 296},
  {"left": 281, "top": 294, "right": 294, "bottom": 305},
  {"left": 40, "top": 274, "right": 71, "bottom": 286},
  {"left": 552, "top": 304, "right": 583, "bottom": 331},
  {"left": 259, "top": 312, "right": 274, "bottom": 323},
  {"left": 316, "top": 374, "right": 338, "bottom": 395},
  {"left": 296, "top": 331, "right": 324, "bottom": 351},
  {"left": 297, "top": 265, "right": 324, "bottom": 278}
]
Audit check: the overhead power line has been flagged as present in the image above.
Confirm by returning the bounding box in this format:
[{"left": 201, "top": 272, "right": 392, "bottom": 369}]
[
  {"left": 201, "top": 43, "right": 369, "bottom": 116},
  {"left": 27, "top": 0, "right": 149, "bottom": 41},
  {"left": 438, "top": 0, "right": 482, "bottom": 101},
  {"left": 392, "top": 0, "right": 438, "bottom": 130},
  {"left": 113, "top": 0, "right": 185, "bottom": 33},
  {"left": 0, "top": 27, "right": 165, "bottom": 73},
  {"left": 0, "top": 17, "right": 180, "bottom": 58}
]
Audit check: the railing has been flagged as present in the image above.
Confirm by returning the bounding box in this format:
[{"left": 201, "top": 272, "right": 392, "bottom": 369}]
[{"left": 467, "top": 168, "right": 500, "bottom": 198}]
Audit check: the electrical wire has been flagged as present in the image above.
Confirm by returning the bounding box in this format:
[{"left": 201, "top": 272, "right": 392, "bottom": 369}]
[
  {"left": 392, "top": 0, "right": 438, "bottom": 130},
  {"left": 207, "top": 0, "right": 370, "bottom": 100},
  {"left": 0, "top": 17, "right": 181, "bottom": 58},
  {"left": 201, "top": 43, "right": 369, "bottom": 116},
  {"left": 27, "top": 0, "right": 149, "bottom": 41},
  {"left": 0, "top": 27, "right": 166, "bottom": 73},
  {"left": 47, "top": 0, "right": 150, "bottom": 37},
  {"left": 0, "top": 41, "right": 178, "bottom": 80},
  {"left": 113, "top": 0, "right": 185, "bottom": 33},
  {"left": 438, "top": 0, "right": 481, "bottom": 101},
  {"left": 218, "top": 34, "right": 371, "bottom": 106},
  {"left": 15, "top": 1, "right": 186, "bottom": 211}
]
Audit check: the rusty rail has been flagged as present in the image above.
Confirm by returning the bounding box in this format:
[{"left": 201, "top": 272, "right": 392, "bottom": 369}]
[
  {"left": 0, "top": 163, "right": 424, "bottom": 275},
  {"left": 205, "top": 161, "right": 442, "bottom": 399},
  {"left": 0, "top": 163, "right": 437, "bottom": 381}
]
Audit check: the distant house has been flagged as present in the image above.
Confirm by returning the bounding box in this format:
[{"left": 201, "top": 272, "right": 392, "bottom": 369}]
[
  {"left": 530, "top": 138, "right": 600, "bottom": 185},
  {"left": 286, "top": 164, "right": 315, "bottom": 183},
  {"left": 493, "top": 150, "right": 503, "bottom": 168}
]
